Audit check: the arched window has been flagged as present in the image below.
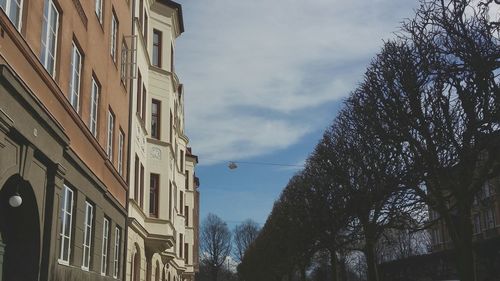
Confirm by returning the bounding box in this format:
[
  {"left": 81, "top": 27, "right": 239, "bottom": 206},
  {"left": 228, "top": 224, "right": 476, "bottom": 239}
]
[
  {"left": 155, "top": 261, "right": 161, "bottom": 281},
  {"left": 131, "top": 245, "right": 141, "bottom": 281}
]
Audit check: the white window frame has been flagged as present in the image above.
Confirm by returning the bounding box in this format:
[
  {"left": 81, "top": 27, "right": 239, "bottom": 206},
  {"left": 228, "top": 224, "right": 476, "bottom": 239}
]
[
  {"left": 113, "top": 227, "right": 121, "bottom": 278},
  {"left": 59, "top": 185, "right": 74, "bottom": 264},
  {"left": 69, "top": 42, "right": 82, "bottom": 111},
  {"left": 107, "top": 110, "right": 114, "bottom": 161},
  {"left": 485, "top": 208, "right": 496, "bottom": 230},
  {"left": 473, "top": 213, "right": 481, "bottom": 234},
  {"left": 0, "top": 0, "right": 23, "bottom": 30},
  {"left": 120, "top": 41, "right": 127, "bottom": 83},
  {"left": 82, "top": 201, "right": 94, "bottom": 270},
  {"left": 110, "top": 12, "right": 117, "bottom": 62},
  {"left": 118, "top": 130, "right": 124, "bottom": 175},
  {"left": 90, "top": 78, "right": 100, "bottom": 137},
  {"left": 95, "top": 0, "right": 102, "bottom": 23},
  {"left": 40, "top": 0, "right": 59, "bottom": 77},
  {"left": 101, "top": 217, "right": 110, "bottom": 275}
]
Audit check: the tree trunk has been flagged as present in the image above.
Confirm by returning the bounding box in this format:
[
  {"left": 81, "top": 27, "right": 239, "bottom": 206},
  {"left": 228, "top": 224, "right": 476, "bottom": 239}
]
[
  {"left": 329, "top": 249, "right": 338, "bottom": 281},
  {"left": 211, "top": 266, "right": 219, "bottom": 281},
  {"left": 446, "top": 206, "right": 476, "bottom": 281},
  {"left": 365, "top": 240, "right": 379, "bottom": 281},
  {"left": 300, "top": 265, "right": 306, "bottom": 281}
]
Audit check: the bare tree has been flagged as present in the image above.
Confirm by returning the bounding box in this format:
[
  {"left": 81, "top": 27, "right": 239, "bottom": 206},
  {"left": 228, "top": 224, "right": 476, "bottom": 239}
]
[
  {"left": 349, "top": 1, "right": 499, "bottom": 280},
  {"left": 233, "top": 219, "right": 260, "bottom": 262},
  {"left": 201, "top": 213, "right": 232, "bottom": 281}
]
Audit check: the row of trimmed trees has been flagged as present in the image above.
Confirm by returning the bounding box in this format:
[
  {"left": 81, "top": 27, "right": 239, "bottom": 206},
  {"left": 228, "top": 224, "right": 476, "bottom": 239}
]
[{"left": 238, "top": 1, "right": 499, "bottom": 281}]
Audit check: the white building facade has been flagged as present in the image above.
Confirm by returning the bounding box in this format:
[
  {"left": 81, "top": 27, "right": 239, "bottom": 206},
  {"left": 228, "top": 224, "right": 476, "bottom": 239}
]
[{"left": 126, "top": 1, "right": 199, "bottom": 281}]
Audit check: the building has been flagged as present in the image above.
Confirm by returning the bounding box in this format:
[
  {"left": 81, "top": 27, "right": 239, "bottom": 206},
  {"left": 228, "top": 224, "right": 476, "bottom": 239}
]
[
  {"left": 0, "top": 0, "right": 199, "bottom": 280},
  {"left": 429, "top": 177, "right": 500, "bottom": 251},
  {"left": 0, "top": 0, "right": 132, "bottom": 280},
  {"left": 125, "top": 1, "right": 199, "bottom": 281}
]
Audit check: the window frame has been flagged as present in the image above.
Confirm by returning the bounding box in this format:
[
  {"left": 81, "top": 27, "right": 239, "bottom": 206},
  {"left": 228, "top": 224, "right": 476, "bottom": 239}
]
[
  {"left": 118, "top": 129, "right": 125, "bottom": 176},
  {"left": 110, "top": 10, "right": 118, "bottom": 62},
  {"left": 152, "top": 29, "right": 162, "bottom": 68},
  {"left": 107, "top": 109, "right": 115, "bottom": 161},
  {"left": 113, "top": 226, "right": 121, "bottom": 278},
  {"left": 89, "top": 77, "right": 100, "bottom": 137},
  {"left": 58, "top": 185, "right": 74, "bottom": 265},
  {"left": 69, "top": 41, "right": 82, "bottom": 111},
  {"left": 136, "top": 70, "right": 142, "bottom": 117},
  {"left": 95, "top": 0, "right": 102, "bottom": 24},
  {"left": 40, "top": 0, "right": 60, "bottom": 77},
  {"left": 0, "top": 0, "right": 23, "bottom": 30},
  {"left": 101, "top": 217, "right": 110, "bottom": 275},
  {"left": 149, "top": 173, "right": 160, "bottom": 217},
  {"left": 151, "top": 99, "right": 161, "bottom": 139},
  {"left": 81, "top": 201, "right": 94, "bottom": 271},
  {"left": 485, "top": 208, "right": 496, "bottom": 230}
]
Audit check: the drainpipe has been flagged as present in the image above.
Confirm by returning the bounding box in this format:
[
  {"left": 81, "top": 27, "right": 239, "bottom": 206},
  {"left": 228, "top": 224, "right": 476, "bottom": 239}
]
[{"left": 123, "top": 0, "right": 136, "bottom": 279}]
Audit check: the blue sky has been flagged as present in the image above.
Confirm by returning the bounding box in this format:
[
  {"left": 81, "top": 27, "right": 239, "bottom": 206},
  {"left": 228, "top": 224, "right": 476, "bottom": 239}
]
[{"left": 175, "top": 0, "right": 420, "bottom": 229}]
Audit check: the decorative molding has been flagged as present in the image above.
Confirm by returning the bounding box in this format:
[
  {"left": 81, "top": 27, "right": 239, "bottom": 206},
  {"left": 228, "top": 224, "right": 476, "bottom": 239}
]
[{"left": 151, "top": 147, "right": 161, "bottom": 160}]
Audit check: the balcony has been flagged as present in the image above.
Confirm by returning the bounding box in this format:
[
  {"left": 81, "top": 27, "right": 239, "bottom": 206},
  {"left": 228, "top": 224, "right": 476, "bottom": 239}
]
[{"left": 128, "top": 200, "right": 175, "bottom": 253}]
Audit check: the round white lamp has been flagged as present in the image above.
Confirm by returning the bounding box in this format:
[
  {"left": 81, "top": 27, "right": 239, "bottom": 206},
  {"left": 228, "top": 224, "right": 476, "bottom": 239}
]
[{"left": 9, "top": 192, "right": 22, "bottom": 208}]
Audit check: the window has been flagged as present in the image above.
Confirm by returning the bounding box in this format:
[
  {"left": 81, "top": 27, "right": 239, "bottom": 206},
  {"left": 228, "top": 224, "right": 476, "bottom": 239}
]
[
  {"left": 184, "top": 243, "right": 188, "bottom": 264},
  {"left": 150, "top": 173, "right": 159, "bottom": 217},
  {"left": 180, "top": 150, "right": 184, "bottom": 170},
  {"left": 170, "top": 44, "right": 174, "bottom": 72},
  {"left": 185, "top": 206, "right": 189, "bottom": 226},
  {"left": 473, "top": 213, "right": 481, "bottom": 234},
  {"left": 0, "top": 0, "right": 22, "bottom": 30},
  {"left": 483, "top": 180, "right": 493, "bottom": 198},
  {"left": 169, "top": 181, "right": 172, "bottom": 220},
  {"left": 179, "top": 191, "right": 183, "bottom": 215},
  {"left": 40, "top": 0, "right": 59, "bottom": 77},
  {"left": 95, "top": 0, "right": 102, "bottom": 23},
  {"left": 169, "top": 111, "right": 173, "bottom": 143},
  {"left": 138, "top": 0, "right": 143, "bottom": 26},
  {"left": 185, "top": 170, "right": 189, "bottom": 190},
  {"left": 69, "top": 42, "right": 82, "bottom": 111},
  {"left": 151, "top": 99, "right": 161, "bottom": 139},
  {"left": 134, "top": 155, "right": 139, "bottom": 203},
  {"left": 140, "top": 164, "right": 144, "bottom": 208},
  {"left": 142, "top": 86, "right": 146, "bottom": 122},
  {"left": 152, "top": 29, "right": 162, "bottom": 67},
  {"left": 101, "top": 217, "right": 110, "bottom": 275},
  {"left": 136, "top": 71, "right": 142, "bottom": 117},
  {"left": 143, "top": 11, "right": 148, "bottom": 43},
  {"left": 89, "top": 77, "right": 100, "bottom": 136},
  {"left": 485, "top": 208, "right": 496, "bottom": 229},
  {"left": 118, "top": 129, "right": 125, "bottom": 175},
  {"left": 179, "top": 234, "right": 183, "bottom": 258},
  {"left": 59, "top": 185, "right": 74, "bottom": 264},
  {"left": 110, "top": 11, "right": 118, "bottom": 62},
  {"left": 113, "top": 226, "right": 121, "bottom": 278},
  {"left": 82, "top": 201, "right": 94, "bottom": 270},
  {"left": 107, "top": 109, "right": 115, "bottom": 160},
  {"left": 155, "top": 261, "right": 161, "bottom": 281}
]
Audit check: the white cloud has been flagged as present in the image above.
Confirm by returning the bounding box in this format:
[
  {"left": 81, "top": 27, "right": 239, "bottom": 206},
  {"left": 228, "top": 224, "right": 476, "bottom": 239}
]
[{"left": 176, "top": 0, "right": 419, "bottom": 164}]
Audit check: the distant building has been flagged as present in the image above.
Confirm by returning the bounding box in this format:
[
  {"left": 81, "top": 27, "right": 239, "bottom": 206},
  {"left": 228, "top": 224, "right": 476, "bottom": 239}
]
[
  {"left": 125, "top": 1, "right": 200, "bottom": 281},
  {"left": 429, "top": 177, "right": 500, "bottom": 252}
]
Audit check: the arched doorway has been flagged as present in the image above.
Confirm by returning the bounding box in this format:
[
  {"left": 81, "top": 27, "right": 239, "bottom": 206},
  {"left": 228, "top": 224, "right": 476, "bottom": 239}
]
[{"left": 0, "top": 175, "right": 40, "bottom": 281}]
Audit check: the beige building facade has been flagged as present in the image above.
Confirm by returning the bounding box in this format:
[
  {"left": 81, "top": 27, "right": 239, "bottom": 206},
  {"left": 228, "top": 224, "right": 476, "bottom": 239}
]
[
  {"left": 0, "top": 0, "right": 133, "bottom": 280},
  {"left": 126, "top": 1, "right": 199, "bottom": 281}
]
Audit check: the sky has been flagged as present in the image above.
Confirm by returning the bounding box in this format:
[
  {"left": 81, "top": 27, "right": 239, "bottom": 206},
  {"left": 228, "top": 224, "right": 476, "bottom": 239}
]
[{"left": 175, "top": 0, "right": 421, "bottom": 229}]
